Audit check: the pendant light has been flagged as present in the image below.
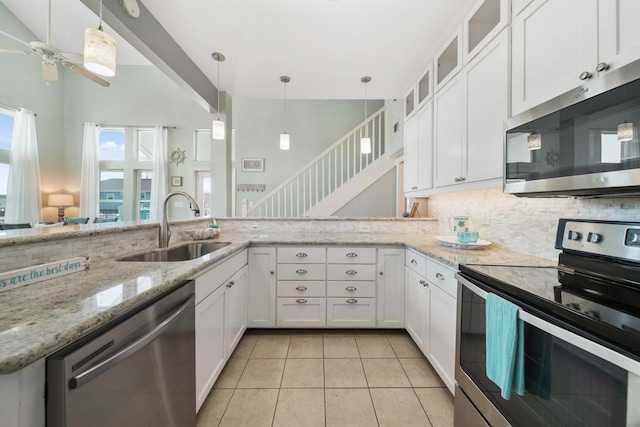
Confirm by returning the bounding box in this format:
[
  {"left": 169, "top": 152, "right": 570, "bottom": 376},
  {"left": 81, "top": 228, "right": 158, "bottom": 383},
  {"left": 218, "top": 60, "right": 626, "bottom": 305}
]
[
  {"left": 360, "top": 76, "right": 372, "bottom": 154},
  {"left": 84, "top": 0, "right": 116, "bottom": 77},
  {"left": 527, "top": 133, "right": 542, "bottom": 150},
  {"left": 211, "top": 52, "right": 226, "bottom": 140},
  {"left": 280, "top": 76, "right": 291, "bottom": 150},
  {"left": 617, "top": 88, "right": 635, "bottom": 142}
]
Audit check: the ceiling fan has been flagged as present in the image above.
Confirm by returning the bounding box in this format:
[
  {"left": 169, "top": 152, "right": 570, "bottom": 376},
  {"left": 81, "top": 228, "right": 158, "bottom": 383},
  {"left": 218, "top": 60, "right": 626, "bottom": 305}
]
[{"left": 0, "top": 0, "right": 110, "bottom": 87}]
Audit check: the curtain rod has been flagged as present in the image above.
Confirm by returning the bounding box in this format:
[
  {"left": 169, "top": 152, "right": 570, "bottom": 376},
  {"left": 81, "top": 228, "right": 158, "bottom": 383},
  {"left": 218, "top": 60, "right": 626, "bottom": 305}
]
[
  {"left": 89, "top": 124, "right": 177, "bottom": 129},
  {"left": 0, "top": 102, "right": 37, "bottom": 116}
]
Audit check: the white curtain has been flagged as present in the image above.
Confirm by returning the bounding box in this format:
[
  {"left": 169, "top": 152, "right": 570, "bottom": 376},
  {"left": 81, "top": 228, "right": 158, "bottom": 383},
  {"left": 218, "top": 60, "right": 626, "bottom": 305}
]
[
  {"left": 5, "top": 109, "right": 41, "bottom": 224},
  {"left": 149, "top": 125, "right": 168, "bottom": 221},
  {"left": 80, "top": 122, "right": 99, "bottom": 219}
]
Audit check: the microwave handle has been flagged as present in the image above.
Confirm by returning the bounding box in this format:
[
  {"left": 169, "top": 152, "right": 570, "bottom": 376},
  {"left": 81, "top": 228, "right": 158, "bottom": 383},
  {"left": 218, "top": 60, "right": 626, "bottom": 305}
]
[
  {"left": 69, "top": 294, "right": 195, "bottom": 389},
  {"left": 457, "top": 275, "right": 640, "bottom": 376}
]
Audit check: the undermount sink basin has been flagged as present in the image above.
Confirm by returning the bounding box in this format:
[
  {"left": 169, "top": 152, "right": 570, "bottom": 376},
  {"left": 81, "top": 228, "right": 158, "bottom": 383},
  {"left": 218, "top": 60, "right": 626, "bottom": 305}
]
[{"left": 118, "top": 242, "right": 231, "bottom": 262}]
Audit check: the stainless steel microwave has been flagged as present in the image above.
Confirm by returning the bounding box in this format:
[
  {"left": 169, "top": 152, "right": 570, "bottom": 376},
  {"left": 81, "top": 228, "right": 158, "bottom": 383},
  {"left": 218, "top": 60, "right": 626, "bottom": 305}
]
[{"left": 504, "top": 59, "right": 640, "bottom": 197}]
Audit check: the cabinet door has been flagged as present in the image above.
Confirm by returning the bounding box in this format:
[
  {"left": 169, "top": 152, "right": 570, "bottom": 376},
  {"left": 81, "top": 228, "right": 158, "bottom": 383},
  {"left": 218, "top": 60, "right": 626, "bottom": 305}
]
[
  {"left": 404, "top": 268, "right": 429, "bottom": 354},
  {"left": 195, "top": 285, "right": 225, "bottom": 411},
  {"left": 327, "top": 298, "right": 376, "bottom": 327},
  {"left": 417, "top": 101, "right": 434, "bottom": 190},
  {"left": 599, "top": 0, "right": 640, "bottom": 73},
  {"left": 277, "top": 297, "right": 326, "bottom": 327},
  {"left": 225, "top": 266, "right": 248, "bottom": 357},
  {"left": 403, "top": 113, "right": 420, "bottom": 192},
  {"left": 463, "top": 29, "right": 509, "bottom": 183},
  {"left": 511, "top": 0, "right": 598, "bottom": 115},
  {"left": 434, "top": 75, "right": 464, "bottom": 187},
  {"left": 377, "top": 248, "right": 405, "bottom": 328},
  {"left": 429, "top": 284, "right": 456, "bottom": 394},
  {"left": 247, "top": 247, "right": 276, "bottom": 327}
]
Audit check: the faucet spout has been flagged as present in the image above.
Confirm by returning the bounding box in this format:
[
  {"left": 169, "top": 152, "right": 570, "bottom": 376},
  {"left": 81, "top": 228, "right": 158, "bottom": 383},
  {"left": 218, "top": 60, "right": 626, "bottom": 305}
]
[{"left": 159, "top": 191, "right": 201, "bottom": 248}]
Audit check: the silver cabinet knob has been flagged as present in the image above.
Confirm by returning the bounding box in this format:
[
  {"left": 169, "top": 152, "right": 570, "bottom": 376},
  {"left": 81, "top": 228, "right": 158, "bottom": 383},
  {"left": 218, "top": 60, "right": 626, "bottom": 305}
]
[
  {"left": 596, "top": 62, "right": 610, "bottom": 72},
  {"left": 346, "top": 270, "right": 357, "bottom": 275},
  {"left": 379, "top": 271, "right": 383, "bottom": 275},
  {"left": 270, "top": 271, "right": 275, "bottom": 275},
  {"left": 296, "top": 269, "right": 308, "bottom": 274},
  {"left": 411, "top": 259, "right": 417, "bottom": 265},
  {"left": 346, "top": 252, "right": 358, "bottom": 257},
  {"left": 346, "top": 286, "right": 357, "bottom": 291},
  {"left": 435, "top": 273, "right": 445, "bottom": 280},
  {"left": 295, "top": 285, "right": 308, "bottom": 291},
  {"left": 296, "top": 298, "right": 307, "bottom": 304},
  {"left": 296, "top": 252, "right": 308, "bottom": 257},
  {"left": 346, "top": 298, "right": 358, "bottom": 304},
  {"left": 579, "top": 71, "right": 592, "bottom": 80},
  {"left": 411, "top": 186, "right": 418, "bottom": 190}
]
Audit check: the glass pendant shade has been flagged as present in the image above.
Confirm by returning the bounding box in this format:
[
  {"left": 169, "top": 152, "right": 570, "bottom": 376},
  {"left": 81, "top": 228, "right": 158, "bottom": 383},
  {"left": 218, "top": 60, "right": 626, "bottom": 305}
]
[
  {"left": 527, "top": 133, "right": 542, "bottom": 150},
  {"left": 617, "top": 122, "right": 634, "bottom": 142},
  {"left": 212, "top": 119, "right": 225, "bottom": 140},
  {"left": 280, "top": 133, "right": 290, "bottom": 150},
  {"left": 83, "top": 28, "right": 116, "bottom": 77},
  {"left": 360, "top": 137, "right": 372, "bottom": 154},
  {"left": 42, "top": 62, "right": 58, "bottom": 82}
]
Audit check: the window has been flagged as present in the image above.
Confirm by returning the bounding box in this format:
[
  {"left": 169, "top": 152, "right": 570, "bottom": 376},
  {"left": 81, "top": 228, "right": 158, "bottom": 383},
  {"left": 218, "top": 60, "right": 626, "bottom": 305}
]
[
  {"left": 0, "top": 109, "right": 14, "bottom": 222},
  {"left": 196, "top": 171, "right": 211, "bottom": 217},
  {"left": 98, "top": 127, "right": 154, "bottom": 221}
]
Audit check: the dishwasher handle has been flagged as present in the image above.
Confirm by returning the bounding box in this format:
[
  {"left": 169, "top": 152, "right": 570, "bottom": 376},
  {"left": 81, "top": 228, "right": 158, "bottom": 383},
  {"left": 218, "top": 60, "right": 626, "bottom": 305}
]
[{"left": 69, "top": 294, "right": 195, "bottom": 390}]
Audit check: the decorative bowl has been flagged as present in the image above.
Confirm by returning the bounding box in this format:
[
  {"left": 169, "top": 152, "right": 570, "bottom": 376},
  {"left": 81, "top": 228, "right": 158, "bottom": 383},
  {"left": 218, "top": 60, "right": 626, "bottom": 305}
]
[{"left": 185, "top": 228, "right": 220, "bottom": 240}]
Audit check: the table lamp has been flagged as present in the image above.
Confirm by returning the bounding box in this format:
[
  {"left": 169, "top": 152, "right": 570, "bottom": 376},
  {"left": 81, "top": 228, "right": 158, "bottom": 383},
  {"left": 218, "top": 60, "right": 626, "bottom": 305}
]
[{"left": 48, "top": 194, "right": 74, "bottom": 222}]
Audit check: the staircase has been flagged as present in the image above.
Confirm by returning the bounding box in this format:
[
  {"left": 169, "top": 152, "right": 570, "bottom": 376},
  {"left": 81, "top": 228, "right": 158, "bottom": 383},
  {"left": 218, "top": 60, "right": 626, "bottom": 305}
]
[{"left": 244, "top": 106, "right": 388, "bottom": 217}]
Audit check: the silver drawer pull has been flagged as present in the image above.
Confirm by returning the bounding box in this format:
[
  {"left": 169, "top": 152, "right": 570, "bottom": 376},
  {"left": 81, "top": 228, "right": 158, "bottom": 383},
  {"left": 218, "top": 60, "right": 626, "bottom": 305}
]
[
  {"left": 296, "top": 298, "right": 307, "bottom": 304},
  {"left": 435, "top": 272, "right": 445, "bottom": 280},
  {"left": 346, "top": 286, "right": 357, "bottom": 291},
  {"left": 296, "top": 252, "right": 308, "bottom": 257},
  {"left": 296, "top": 269, "right": 308, "bottom": 274},
  {"left": 346, "top": 252, "right": 358, "bottom": 257},
  {"left": 295, "top": 285, "right": 307, "bottom": 291},
  {"left": 420, "top": 280, "right": 428, "bottom": 287},
  {"left": 346, "top": 270, "right": 357, "bottom": 275},
  {"left": 346, "top": 298, "right": 358, "bottom": 304},
  {"left": 411, "top": 259, "right": 417, "bottom": 265}
]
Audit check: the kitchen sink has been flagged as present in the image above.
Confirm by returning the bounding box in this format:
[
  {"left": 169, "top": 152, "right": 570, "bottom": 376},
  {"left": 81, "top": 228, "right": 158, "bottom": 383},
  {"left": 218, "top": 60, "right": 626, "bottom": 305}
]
[{"left": 118, "top": 242, "right": 231, "bottom": 262}]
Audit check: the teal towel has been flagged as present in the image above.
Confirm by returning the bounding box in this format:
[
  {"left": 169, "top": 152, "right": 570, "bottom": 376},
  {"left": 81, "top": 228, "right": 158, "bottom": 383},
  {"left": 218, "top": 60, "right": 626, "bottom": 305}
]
[{"left": 486, "top": 293, "right": 525, "bottom": 400}]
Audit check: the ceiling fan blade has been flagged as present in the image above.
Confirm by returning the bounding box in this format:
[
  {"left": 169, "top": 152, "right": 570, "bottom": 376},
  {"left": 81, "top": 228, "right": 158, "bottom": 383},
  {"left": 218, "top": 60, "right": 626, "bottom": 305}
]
[
  {"left": 0, "top": 48, "right": 29, "bottom": 55},
  {"left": 61, "top": 52, "right": 84, "bottom": 64},
  {"left": 63, "top": 62, "right": 110, "bottom": 87},
  {"left": 0, "top": 30, "right": 31, "bottom": 48}
]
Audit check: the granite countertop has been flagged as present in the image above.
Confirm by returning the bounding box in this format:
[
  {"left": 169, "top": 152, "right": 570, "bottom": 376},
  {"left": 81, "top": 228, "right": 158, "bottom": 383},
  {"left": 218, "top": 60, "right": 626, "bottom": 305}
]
[{"left": 0, "top": 231, "right": 554, "bottom": 374}]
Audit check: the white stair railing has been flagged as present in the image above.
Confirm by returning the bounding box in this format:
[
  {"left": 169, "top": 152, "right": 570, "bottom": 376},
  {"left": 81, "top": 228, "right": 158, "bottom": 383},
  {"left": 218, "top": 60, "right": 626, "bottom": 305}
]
[{"left": 245, "top": 106, "right": 386, "bottom": 217}]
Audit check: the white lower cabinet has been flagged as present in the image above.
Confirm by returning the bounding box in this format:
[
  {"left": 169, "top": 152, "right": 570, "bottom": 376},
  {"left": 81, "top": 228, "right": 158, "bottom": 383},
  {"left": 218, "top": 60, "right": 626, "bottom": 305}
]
[
  {"left": 194, "top": 249, "right": 248, "bottom": 412},
  {"left": 277, "top": 297, "right": 326, "bottom": 327},
  {"left": 377, "top": 248, "right": 406, "bottom": 328},
  {"left": 326, "top": 297, "right": 376, "bottom": 327},
  {"left": 247, "top": 247, "right": 276, "bottom": 327},
  {"left": 404, "top": 249, "right": 457, "bottom": 395}
]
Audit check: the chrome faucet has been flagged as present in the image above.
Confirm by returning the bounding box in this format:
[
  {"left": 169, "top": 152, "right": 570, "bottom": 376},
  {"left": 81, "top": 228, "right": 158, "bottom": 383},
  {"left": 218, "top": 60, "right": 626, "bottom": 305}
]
[{"left": 159, "top": 191, "right": 200, "bottom": 248}]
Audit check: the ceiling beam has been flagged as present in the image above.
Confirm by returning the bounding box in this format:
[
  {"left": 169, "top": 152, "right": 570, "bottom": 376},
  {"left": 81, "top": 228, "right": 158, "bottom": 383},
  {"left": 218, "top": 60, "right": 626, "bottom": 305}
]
[{"left": 79, "top": 0, "right": 218, "bottom": 113}]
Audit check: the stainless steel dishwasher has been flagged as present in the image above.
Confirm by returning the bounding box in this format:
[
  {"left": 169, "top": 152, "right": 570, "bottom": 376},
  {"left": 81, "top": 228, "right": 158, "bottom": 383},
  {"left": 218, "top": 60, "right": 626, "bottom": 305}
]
[{"left": 46, "top": 281, "right": 196, "bottom": 427}]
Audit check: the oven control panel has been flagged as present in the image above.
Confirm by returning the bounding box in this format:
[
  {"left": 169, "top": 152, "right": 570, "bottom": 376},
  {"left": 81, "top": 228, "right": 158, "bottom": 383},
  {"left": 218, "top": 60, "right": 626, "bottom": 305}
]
[{"left": 558, "top": 220, "right": 640, "bottom": 262}]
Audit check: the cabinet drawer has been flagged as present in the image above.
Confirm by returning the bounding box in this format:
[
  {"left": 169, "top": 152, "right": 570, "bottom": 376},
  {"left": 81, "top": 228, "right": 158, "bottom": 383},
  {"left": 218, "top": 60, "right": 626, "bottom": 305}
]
[
  {"left": 277, "top": 264, "right": 326, "bottom": 280},
  {"left": 195, "top": 249, "right": 247, "bottom": 305},
  {"left": 405, "top": 250, "right": 427, "bottom": 277},
  {"left": 277, "top": 297, "right": 326, "bottom": 327},
  {"left": 327, "top": 247, "right": 376, "bottom": 264},
  {"left": 426, "top": 259, "right": 457, "bottom": 298},
  {"left": 277, "top": 281, "right": 326, "bottom": 297},
  {"left": 327, "top": 281, "right": 376, "bottom": 298},
  {"left": 277, "top": 247, "right": 326, "bottom": 263},
  {"left": 327, "top": 264, "right": 376, "bottom": 281},
  {"left": 327, "top": 297, "right": 376, "bottom": 327}
]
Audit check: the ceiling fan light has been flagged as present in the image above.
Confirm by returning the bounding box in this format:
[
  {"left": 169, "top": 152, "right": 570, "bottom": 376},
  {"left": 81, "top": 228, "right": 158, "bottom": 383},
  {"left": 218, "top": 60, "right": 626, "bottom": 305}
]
[
  {"left": 280, "top": 133, "right": 290, "bottom": 150},
  {"left": 360, "top": 137, "right": 372, "bottom": 154},
  {"left": 84, "top": 28, "right": 116, "bottom": 77},
  {"left": 212, "top": 119, "right": 225, "bottom": 140},
  {"left": 42, "top": 61, "right": 58, "bottom": 81}
]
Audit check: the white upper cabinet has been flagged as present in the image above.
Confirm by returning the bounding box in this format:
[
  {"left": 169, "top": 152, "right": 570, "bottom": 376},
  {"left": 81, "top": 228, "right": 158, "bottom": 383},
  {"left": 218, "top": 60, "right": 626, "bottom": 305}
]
[
  {"left": 435, "top": 29, "right": 463, "bottom": 92},
  {"left": 417, "top": 63, "right": 433, "bottom": 108},
  {"left": 434, "top": 75, "right": 464, "bottom": 187},
  {"left": 511, "top": 0, "right": 640, "bottom": 115},
  {"left": 463, "top": 0, "right": 510, "bottom": 63},
  {"left": 403, "top": 100, "right": 433, "bottom": 193},
  {"left": 404, "top": 85, "right": 416, "bottom": 120}
]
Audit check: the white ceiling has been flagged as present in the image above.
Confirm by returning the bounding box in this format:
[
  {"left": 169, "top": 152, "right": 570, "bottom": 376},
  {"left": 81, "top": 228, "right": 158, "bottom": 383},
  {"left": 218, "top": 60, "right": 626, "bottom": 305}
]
[{"left": 2, "top": 0, "right": 472, "bottom": 100}]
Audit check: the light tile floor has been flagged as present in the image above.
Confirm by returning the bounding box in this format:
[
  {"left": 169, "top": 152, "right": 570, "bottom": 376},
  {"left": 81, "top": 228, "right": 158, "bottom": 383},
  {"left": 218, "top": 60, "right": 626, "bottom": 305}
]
[{"left": 197, "top": 329, "right": 454, "bottom": 427}]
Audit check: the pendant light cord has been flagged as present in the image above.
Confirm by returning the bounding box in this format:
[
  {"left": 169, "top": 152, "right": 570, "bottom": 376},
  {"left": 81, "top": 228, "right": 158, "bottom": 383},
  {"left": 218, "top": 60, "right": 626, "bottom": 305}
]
[
  {"left": 217, "top": 59, "right": 221, "bottom": 120},
  {"left": 364, "top": 81, "right": 368, "bottom": 138},
  {"left": 283, "top": 80, "right": 287, "bottom": 133},
  {"left": 98, "top": 0, "right": 104, "bottom": 31}
]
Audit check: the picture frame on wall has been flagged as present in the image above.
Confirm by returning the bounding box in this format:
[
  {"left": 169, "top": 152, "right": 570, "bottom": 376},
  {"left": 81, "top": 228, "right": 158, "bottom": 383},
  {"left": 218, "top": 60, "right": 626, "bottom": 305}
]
[
  {"left": 171, "top": 176, "right": 183, "bottom": 187},
  {"left": 242, "top": 158, "right": 265, "bottom": 172}
]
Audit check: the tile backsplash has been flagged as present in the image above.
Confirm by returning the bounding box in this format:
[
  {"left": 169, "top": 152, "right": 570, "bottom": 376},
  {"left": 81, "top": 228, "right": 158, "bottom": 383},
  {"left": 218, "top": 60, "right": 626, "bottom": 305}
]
[{"left": 428, "top": 187, "right": 640, "bottom": 261}]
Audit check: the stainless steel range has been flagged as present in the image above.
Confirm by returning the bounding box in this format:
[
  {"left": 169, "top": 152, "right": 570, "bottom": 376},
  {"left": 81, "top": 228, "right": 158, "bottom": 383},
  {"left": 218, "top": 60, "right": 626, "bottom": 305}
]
[{"left": 455, "top": 219, "right": 640, "bottom": 427}]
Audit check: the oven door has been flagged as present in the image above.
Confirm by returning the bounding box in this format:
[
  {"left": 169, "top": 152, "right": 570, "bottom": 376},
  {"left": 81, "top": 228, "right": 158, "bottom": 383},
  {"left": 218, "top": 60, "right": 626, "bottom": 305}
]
[{"left": 456, "top": 275, "right": 640, "bottom": 427}]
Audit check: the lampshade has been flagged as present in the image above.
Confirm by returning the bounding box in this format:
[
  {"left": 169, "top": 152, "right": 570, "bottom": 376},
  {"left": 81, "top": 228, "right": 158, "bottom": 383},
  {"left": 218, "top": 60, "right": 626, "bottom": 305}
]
[
  {"left": 48, "top": 194, "right": 74, "bottom": 207},
  {"left": 84, "top": 28, "right": 116, "bottom": 77},
  {"left": 280, "top": 132, "right": 290, "bottom": 150},
  {"left": 212, "top": 119, "right": 225, "bottom": 140},
  {"left": 360, "top": 137, "right": 372, "bottom": 154},
  {"left": 617, "top": 122, "right": 634, "bottom": 142},
  {"left": 527, "top": 133, "right": 542, "bottom": 150},
  {"left": 42, "top": 61, "right": 58, "bottom": 82}
]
